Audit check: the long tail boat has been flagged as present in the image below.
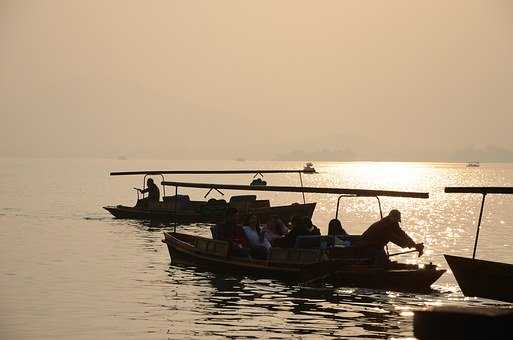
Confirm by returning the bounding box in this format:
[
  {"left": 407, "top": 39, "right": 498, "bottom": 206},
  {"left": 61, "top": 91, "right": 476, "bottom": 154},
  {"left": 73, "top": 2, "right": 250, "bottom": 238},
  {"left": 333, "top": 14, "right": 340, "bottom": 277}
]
[
  {"left": 104, "top": 169, "right": 316, "bottom": 223},
  {"left": 162, "top": 184, "right": 445, "bottom": 292},
  {"left": 444, "top": 187, "right": 513, "bottom": 303}
]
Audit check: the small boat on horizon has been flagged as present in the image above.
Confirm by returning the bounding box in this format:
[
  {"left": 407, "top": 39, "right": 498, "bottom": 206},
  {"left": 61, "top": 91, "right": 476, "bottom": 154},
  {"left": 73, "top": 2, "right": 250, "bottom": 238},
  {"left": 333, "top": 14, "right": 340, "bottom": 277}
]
[
  {"left": 303, "top": 162, "right": 316, "bottom": 173},
  {"left": 466, "top": 161, "right": 480, "bottom": 167}
]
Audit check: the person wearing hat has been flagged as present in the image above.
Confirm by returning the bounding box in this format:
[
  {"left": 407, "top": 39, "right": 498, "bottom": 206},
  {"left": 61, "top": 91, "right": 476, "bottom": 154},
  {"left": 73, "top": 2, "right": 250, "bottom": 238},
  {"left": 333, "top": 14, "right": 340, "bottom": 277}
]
[{"left": 361, "top": 209, "right": 424, "bottom": 262}]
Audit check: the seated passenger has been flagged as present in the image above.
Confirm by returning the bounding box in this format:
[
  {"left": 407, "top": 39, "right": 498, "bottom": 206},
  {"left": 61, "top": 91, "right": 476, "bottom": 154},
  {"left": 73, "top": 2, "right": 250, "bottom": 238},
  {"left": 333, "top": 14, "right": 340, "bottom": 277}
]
[
  {"left": 273, "top": 215, "right": 309, "bottom": 248},
  {"left": 214, "top": 207, "right": 248, "bottom": 256},
  {"left": 304, "top": 217, "right": 321, "bottom": 236},
  {"left": 360, "top": 209, "right": 424, "bottom": 265},
  {"left": 262, "top": 215, "right": 289, "bottom": 243},
  {"left": 328, "top": 219, "right": 348, "bottom": 236},
  {"left": 215, "top": 207, "right": 238, "bottom": 241},
  {"left": 242, "top": 214, "right": 271, "bottom": 259}
]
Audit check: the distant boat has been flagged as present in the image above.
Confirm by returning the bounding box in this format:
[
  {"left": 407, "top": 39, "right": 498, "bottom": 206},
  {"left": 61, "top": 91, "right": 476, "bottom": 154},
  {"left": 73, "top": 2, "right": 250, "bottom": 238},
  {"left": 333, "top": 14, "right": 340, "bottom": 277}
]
[
  {"left": 303, "top": 162, "right": 316, "bottom": 173},
  {"left": 444, "top": 186, "right": 513, "bottom": 303},
  {"left": 235, "top": 157, "right": 246, "bottom": 162},
  {"left": 466, "top": 161, "right": 480, "bottom": 167}
]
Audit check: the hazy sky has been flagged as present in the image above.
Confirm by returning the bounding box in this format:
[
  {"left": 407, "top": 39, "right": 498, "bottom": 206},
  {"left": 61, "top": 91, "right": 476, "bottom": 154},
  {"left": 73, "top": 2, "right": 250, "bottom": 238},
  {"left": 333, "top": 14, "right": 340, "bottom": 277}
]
[{"left": 1, "top": 1, "right": 512, "bottom": 161}]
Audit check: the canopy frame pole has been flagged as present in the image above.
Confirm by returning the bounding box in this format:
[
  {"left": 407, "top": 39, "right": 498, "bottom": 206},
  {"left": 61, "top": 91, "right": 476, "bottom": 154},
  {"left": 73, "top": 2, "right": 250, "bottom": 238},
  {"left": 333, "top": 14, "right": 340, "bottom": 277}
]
[
  {"left": 204, "top": 187, "right": 224, "bottom": 199},
  {"left": 336, "top": 195, "right": 343, "bottom": 220},
  {"left": 472, "top": 193, "right": 487, "bottom": 259},
  {"left": 335, "top": 194, "right": 356, "bottom": 220},
  {"left": 143, "top": 174, "right": 148, "bottom": 192},
  {"left": 376, "top": 196, "right": 383, "bottom": 218},
  {"left": 173, "top": 185, "right": 178, "bottom": 233},
  {"left": 299, "top": 172, "right": 306, "bottom": 204},
  {"left": 160, "top": 174, "right": 165, "bottom": 197}
]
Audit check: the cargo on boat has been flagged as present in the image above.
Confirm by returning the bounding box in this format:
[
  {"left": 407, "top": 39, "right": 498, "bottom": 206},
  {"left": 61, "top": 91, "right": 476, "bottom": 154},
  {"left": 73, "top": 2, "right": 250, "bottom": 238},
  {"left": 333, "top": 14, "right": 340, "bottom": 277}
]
[{"left": 104, "top": 169, "right": 316, "bottom": 224}]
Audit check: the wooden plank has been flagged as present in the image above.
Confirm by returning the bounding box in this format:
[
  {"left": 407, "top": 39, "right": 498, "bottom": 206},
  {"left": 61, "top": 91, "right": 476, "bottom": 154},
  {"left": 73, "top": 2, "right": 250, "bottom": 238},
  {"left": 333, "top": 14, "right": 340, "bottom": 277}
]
[
  {"left": 161, "top": 181, "right": 429, "bottom": 198},
  {"left": 445, "top": 187, "right": 513, "bottom": 195}
]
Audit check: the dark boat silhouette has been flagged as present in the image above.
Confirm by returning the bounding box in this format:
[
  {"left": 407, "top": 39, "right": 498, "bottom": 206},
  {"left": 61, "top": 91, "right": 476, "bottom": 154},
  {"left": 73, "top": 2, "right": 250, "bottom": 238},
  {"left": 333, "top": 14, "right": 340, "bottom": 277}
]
[
  {"left": 162, "top": 183, "right": 444, "bottom": 292},
  {"left": 104, "top": 169, "right": 315, "bottom": 224},
  {"left": 444, "top": 186, "right": 513, "bottom": 303},
  {"left": 163, "top": 232, "right": 444, "bottom": 292}
]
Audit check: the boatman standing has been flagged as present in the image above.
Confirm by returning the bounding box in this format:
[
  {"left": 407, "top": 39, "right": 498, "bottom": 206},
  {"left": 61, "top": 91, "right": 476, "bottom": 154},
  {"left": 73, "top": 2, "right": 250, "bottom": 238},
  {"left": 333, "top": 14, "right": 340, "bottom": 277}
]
[
  {"left": 361, "top": 209, "right": 424, "bottom": 263},
  {"left": 137, "top": 178, "right": 160, "bottom": 208}
]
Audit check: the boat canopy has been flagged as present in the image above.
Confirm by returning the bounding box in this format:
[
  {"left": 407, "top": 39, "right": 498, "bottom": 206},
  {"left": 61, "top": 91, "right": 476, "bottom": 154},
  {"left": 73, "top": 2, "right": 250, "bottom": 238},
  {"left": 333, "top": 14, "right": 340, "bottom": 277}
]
[
  {"left": 110, "top": 169, "right": 313, "bottom": 203},
  {"left": 445, "top": 186, "right": 513, "bottom": 259},
  {"left": 110, "top": 169, "right": 309, "bottom": 176},
  {"left": 161, "top": 180, "right": 429, "bottom": 198},
  {"left": 445, "top": 187, "right": 513, "bottom": 195}
]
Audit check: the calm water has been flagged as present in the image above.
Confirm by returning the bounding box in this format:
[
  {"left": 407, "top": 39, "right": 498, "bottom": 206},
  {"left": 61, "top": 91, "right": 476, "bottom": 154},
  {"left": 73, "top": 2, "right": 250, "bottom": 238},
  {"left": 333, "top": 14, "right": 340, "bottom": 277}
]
[{"left": 1, "top": 158, "right": 513, "bottom": 339}]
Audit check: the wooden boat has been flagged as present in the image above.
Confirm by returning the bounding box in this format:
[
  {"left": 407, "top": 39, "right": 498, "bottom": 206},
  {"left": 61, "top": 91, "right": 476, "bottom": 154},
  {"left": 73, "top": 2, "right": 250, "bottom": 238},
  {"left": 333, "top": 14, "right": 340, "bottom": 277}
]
[
  {"left": 104, "top": 169, "right": 315, "bottom": 223},
  {"left": 162, "top": 185, "right": 445, "bottom": 292},
  {"left": 163, "top": 232, "right": 444, "bottom": 292},
  {"left": 444, "top": 187, "right": 513, "bottom": 303},
  {"left": 466, "top": 161, "right": 480, "bottom": 167},
  {"left": 104, "top": 199, "right": 316, "bottom": 224}
]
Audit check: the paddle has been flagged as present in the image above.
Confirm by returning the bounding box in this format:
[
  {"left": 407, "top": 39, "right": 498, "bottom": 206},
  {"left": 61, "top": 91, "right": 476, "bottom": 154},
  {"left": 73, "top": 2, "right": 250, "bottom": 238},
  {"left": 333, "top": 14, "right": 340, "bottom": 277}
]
[{"left": 387, "top": 249, "right": 419, "bottom": 257}]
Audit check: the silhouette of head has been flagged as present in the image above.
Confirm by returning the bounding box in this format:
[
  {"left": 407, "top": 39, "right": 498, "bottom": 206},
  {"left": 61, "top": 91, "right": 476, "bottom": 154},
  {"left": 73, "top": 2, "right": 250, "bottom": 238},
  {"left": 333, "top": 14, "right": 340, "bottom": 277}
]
[
  {"left": 147, "top": 178, "right": 154, "bottom": 186},
  {"left": 328, "top": 218, "right": 345, "bottom": 235},
  {"left": 389, "top": 209, "right": 401, "bottom": 223}
]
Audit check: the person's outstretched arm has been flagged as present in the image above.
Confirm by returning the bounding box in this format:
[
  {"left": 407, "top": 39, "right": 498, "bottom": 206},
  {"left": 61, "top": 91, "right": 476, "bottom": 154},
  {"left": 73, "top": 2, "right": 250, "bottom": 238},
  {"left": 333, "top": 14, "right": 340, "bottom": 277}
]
[{"left": 390, "top": 223, "right": 424, "bottom": 255}]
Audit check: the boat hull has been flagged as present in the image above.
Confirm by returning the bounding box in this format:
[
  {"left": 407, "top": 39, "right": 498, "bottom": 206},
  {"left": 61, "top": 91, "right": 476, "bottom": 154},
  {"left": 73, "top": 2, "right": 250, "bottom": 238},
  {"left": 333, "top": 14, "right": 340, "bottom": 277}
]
[
  {"left": 163, "top": 232, "right": 444, "bottom": 292},
  {"left": 330, "top": 265, "right": 444, "bottom": 293},
  {"left": 445, "top": 254, "right": 513, "bottom": 303},
  {"left": 163, "top": 232, "right": 324, "bottom": 282},
  {"left": 104, "top": 202, "right": 316, "bottom": 224}
]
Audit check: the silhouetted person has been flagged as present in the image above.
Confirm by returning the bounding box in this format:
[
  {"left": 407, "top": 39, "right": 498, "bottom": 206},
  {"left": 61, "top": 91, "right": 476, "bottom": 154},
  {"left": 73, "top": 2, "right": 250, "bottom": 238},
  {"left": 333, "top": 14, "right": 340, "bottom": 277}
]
[
  {"left": 262, "top": 215, "right": 288, "bottom": 243},
  {"left": 273, "top": 215, "right": 313, "bottom": 248},
  {"left": 214, "top": 207, "right": 248, "bottom": 256},
  {"left": 137, "top": 178, "right": 160, "bottom": 208},
  {"left": 242, "top": 213, "right": 271, "bottom": 259},
  {"left": 361, "top": 209, "right": 424, "bottom": 264},
  {"left": 303, "top": 216, "right": 321, "bottom": 236},
  {"left": 215, "top": 207, "right": 239, "bottom": 241},
  {"left": 328, "top": 218, "right": 348, "bottom": 236}
]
